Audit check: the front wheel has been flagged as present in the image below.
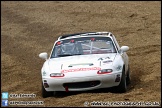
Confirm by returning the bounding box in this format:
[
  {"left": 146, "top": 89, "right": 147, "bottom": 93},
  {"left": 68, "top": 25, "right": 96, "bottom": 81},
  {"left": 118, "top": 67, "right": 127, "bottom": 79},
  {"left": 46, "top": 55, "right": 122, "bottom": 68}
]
[
  {"left": 42, "top": 83, "right": 52, "bottom": 98},
  {"left": 126, "top": 66, "right": 131, "bottom": 85},
  {"left": 115, "top": 67, "right": 127, "bottom": 93}
]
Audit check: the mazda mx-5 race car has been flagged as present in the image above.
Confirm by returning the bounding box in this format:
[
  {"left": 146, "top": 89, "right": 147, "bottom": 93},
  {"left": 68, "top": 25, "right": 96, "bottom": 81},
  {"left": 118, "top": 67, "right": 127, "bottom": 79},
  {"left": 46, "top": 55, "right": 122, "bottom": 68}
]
[{"left": 39, "top": 32, "right": 130, "bottom": 98}]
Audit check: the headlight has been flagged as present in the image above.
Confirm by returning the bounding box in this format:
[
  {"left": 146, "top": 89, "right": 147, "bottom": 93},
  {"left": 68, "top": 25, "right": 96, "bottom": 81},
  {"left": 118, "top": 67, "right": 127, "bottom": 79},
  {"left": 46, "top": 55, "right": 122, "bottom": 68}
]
[
  {"left": 97, "top": 69, "right": 113, "bottom": 74},
  {"left": 50, "top": 73, "right": 65, "bottom": 77}
]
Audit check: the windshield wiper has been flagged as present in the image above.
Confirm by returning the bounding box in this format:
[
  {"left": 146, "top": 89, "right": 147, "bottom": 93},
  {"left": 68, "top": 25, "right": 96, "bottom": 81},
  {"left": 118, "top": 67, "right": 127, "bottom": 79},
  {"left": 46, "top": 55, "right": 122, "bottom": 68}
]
[
  {"left": 58, "top": 54, "right": 82, "bottom": 57},
  {"left": 73, "top": 54, "right": 82, "bottom": 55},
  {"left": 58, "top": 54, "right": 73, "bottom": 57}
]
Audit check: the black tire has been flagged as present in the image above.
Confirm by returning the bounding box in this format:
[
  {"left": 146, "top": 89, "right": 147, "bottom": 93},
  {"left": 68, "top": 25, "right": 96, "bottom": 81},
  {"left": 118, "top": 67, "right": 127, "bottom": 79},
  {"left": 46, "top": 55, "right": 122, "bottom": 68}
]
[
  {"left": 126, "top": 66, "right": 131, "bottom": 85},
  {"left": 42, "top": 83, "right": 52, "bottom": 98},
  {"left": 116, "top": 66, "right": 127, "bottom": 93}
]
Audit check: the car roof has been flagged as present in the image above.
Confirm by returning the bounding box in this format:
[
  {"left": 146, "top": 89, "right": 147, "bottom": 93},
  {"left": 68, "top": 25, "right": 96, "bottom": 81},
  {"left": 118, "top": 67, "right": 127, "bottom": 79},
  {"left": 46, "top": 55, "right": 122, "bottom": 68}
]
[{"left": 57, "top": 32, "right": 114, "bottom": 40}]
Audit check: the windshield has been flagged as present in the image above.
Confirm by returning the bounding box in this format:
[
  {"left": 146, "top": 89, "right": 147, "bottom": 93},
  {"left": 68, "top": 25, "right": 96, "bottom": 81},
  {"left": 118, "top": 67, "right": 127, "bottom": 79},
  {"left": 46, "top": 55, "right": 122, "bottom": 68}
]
[{"left": 51, "top": 37, "right": 116, "bottom": 58}]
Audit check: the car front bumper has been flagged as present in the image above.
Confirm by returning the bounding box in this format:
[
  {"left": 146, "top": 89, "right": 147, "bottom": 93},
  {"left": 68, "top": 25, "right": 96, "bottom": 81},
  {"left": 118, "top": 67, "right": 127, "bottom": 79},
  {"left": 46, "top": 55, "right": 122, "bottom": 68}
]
[{"left": 42, "top": 71, "right": 122, "bottom": 92}]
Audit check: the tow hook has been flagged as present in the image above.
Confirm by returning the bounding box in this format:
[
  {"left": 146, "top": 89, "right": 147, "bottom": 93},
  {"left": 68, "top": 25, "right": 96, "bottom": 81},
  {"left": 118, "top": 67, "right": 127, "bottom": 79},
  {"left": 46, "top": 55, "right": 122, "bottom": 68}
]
[{"left": 65, "top": 86, "right": 69, "bottom": 92}]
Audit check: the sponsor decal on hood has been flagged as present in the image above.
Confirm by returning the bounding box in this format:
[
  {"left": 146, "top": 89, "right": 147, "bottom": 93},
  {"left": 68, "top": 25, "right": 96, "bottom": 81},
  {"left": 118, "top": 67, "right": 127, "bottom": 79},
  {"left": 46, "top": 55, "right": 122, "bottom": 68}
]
[{"left": 61, "top": 67, "right": 101, "bottom": 73}]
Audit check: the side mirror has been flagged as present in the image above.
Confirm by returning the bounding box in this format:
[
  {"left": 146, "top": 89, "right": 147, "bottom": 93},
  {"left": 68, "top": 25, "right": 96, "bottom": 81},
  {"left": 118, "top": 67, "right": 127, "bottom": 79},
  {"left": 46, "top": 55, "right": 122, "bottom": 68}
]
[
  {"left": 39, "top": 52, "right": 48, "bottom": 60},
  {"left": 120, "top": 46, "right": 129, "bottom": 52}
]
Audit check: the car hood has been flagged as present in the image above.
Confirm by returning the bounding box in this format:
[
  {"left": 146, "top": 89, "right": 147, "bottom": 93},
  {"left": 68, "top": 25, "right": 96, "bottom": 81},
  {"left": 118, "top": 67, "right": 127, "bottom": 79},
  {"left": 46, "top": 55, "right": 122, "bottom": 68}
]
[{"left": 46, "top": 54, "right": 117, "bottom": 73}]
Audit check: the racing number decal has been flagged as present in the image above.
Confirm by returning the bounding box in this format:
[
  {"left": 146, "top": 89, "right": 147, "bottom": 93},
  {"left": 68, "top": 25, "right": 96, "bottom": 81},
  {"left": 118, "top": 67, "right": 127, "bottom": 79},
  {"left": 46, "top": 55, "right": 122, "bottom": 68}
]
[{"left": 61, "top": 67, "right": 101, "bottom": 73}]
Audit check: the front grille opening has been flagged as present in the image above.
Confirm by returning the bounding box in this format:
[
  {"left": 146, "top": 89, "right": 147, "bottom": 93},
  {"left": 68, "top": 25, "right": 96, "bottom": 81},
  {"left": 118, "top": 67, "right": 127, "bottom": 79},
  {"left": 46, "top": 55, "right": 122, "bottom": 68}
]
[{"left": 63, "top": 80, "right": 100, "bottom": 89}]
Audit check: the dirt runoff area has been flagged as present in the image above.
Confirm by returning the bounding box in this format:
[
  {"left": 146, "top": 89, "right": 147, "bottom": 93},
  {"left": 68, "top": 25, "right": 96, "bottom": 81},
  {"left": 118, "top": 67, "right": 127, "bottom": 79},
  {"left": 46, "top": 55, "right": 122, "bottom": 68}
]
[{"left": 1, "top": 1, "right": 161, "bottom": 107}]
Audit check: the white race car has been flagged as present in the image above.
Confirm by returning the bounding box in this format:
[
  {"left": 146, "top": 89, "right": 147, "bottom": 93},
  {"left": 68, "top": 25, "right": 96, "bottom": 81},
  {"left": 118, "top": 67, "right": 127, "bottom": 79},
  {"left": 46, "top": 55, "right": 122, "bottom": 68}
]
[{"left": 39, "top": 32, "right": 130, "bottom": 98}]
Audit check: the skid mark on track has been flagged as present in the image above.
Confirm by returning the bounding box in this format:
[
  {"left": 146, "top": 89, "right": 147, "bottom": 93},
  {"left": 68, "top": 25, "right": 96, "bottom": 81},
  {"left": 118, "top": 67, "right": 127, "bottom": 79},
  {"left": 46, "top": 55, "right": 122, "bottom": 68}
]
[
  {"left": 1, "top": 6, "right": 62, "bottom": 94},
  {"left": 128, "top": 44, "right": 160, "bottom": 56},
  {"left": 1, "top": 7, "right": 60, "bottom": 70},
  {"left": 1, "top": 4, "right": 29, "bottom": 25}
]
